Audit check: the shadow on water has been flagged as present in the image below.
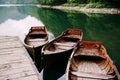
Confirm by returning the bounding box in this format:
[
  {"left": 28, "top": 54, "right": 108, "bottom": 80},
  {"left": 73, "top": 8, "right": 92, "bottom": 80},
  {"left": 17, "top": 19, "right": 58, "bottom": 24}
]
[
  {"left": 43, "top": 62, "right": 66, "bottom": 80},
  {"left": 0, "top": 5, "right": 120, "bottom": 79}
]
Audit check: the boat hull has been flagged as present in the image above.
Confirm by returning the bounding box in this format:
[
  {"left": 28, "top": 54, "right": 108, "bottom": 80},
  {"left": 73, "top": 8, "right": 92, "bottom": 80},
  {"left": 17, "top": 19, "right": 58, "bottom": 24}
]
[
  {"left": 24, "top": 44, "right": 35, "bottom": 60},
  {"left": 24, "top": 26, "right": 48, "bottom": 72},
  {"left": 43, "top": 49, "right": 73, "bottom": 70},
  {"left": 42, "top": 49, "right": 73, "bottom": 80},
  {"left": 24, "top": 44, "right": 44, "bottom": 72}
]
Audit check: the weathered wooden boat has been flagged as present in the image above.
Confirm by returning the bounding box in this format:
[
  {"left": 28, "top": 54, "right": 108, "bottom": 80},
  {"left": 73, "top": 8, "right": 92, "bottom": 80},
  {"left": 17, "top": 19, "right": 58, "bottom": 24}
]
[
  {"left": 66, "top": 41, "right": 120, "bottom": 80},
  {"left": 24, "top": 26, "right": 48, "bottom": 71},
  {"left": 42, "top": 29, "right": 83, "bottom": 70}
]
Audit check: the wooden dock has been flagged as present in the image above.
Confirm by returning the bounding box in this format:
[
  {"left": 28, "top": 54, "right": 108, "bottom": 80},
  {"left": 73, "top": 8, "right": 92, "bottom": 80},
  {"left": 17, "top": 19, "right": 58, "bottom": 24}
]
[{"left": 0, "top": 36, "right": 42, "bottom": 80}]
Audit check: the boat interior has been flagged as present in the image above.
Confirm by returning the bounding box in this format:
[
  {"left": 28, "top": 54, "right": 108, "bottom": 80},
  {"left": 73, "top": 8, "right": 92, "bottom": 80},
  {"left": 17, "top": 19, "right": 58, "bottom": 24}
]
[
  {"left": 69, "top": 56, "right": 116, "bottom": 80},
  {"left": 44, "top": 34, "right": 82, "bottom": 54},
  {"left": 25, "top": 27, "right": 48, "bottom": 47},
  {"left": 68, "top": 41, "right": 117, "bottom": 80}
]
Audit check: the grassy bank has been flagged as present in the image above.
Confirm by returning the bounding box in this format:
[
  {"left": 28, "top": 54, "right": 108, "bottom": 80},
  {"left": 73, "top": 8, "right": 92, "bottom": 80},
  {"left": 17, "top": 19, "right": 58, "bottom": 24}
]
[
  {"left": 38, "top": 0, "right": 120, "bottom": 8},
  {"left": 62, "top": 2, "right": 120, "bottom": 8},
  {"left": 37, "top": 0, "right": 120, "bottom": 14},
  {"left": 39, "top": 5, "right": 120, "bottom": 14}
]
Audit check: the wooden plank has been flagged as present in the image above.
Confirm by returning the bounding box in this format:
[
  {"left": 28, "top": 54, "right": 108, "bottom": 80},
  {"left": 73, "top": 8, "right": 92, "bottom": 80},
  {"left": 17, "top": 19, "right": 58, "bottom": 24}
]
[
  {"left": 0, "top": 61, "right": 33, "bottom": 71},
  {"left": 0, "top": 48, "right": 25, "bottom": 55},
  {"left": 0, "top": 74, "right": 38, "bottom": 80},
  {"left": 71, "top": 71, "right": 115, "bottom": 79},
  {"left": 0, "top": 66, "right": 35, "bottom": 76},
  {"left": 0, "top": 37, "right": 18, "bottom": 42},
  {"left": 54, "top": 42, "right": 75, "bottom": 47},
  {"left": 13, "top": 75, "right": 39, "bottom": 80},
  {"left": 57, "top": 46, "right": 73, "bottom": 50},
  {"left": 0, "top": 36, "right": 41, "bottom": 80},
  {"left": 0, "top": 41, "right": 22, "bottom": 50}
]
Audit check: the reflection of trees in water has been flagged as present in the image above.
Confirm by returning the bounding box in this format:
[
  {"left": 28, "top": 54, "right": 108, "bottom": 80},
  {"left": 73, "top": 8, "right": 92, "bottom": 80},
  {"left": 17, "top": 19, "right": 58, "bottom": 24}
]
[
  {"left": 17, "top": 6, "right": 40, "bottom": 18},
  {"left": 84, "top": 14, "right": 120, "bottom": 44},
  {"left": 38, "top": 8, "right": 73, "bottom": 37},
  {"left": 0, "top": 6, "right": 27, "bottom": 23},
  {"left": 0, "top": 6, "right": 41, "bottom": 23}
]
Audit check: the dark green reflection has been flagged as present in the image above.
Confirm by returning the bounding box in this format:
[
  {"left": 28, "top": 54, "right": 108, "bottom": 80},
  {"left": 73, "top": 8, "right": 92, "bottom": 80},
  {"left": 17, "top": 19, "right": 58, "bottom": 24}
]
[
  {"left": 38, "top": 8, "right": 73, "bottom": 37},
  {"left": 37, "top": 8, "right": 120, "bottom": 72}
]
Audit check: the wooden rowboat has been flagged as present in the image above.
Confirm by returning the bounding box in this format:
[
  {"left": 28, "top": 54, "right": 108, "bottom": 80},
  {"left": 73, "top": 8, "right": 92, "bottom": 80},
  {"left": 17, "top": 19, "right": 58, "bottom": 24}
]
[
  {"left": 42, "top": 29, "right": 83, "bottom": 70},
  {"left": 66, "top": 41, "right": 120, "bottom": 80},
  {"left": 24, "top": 26, "right": 48, "bottom": 71},
  {"left": 24, "top": 26, "right": 48, "bottom": 56}
]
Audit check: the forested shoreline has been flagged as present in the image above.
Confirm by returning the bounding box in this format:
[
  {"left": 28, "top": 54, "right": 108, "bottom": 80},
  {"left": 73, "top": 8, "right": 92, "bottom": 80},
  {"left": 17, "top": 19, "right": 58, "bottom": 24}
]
[
  {"left": 0, "top": 0, "right": 120, "bottom": 8},
  {"left": 38, "top": 0, "right": 120, "bottom": 8}
]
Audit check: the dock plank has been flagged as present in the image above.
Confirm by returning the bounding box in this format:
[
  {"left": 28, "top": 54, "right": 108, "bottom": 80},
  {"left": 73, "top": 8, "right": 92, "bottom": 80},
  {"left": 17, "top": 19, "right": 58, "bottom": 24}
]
[{"left": 0, "top": 36, "right": 41, "bottom": 80}]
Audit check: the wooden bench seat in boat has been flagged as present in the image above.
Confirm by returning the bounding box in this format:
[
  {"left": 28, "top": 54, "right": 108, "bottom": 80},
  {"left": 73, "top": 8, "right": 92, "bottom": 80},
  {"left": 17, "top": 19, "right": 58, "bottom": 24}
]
[
  {"left": 57, "top": 45, "right": 73, "bottom": 50},
  {"left": 44, "top": 45, "right": 73, "bottom": 54},
  {"left": 71, "top": 71, "right": 115, "bottom": 79},
  {"left": 63, "top": 35, "right": 81, "bottom": 39},
  {"left": 28, "top": 39, "right": 47, "bottom": 47},
  {"left": 54, "top": 42, "right": 76, "bottom": 51},
  {"left": 29, "top": 31, "right": 47, "bottom": 35},
  {"left": 28, "top": 39, "right": 46, "bottom": 42},
  {"left": 44, "top": 49, "right": 65, "bottom": 54},
  {"left": 54, "top": 42, "right": 76, "bottom": 47}
]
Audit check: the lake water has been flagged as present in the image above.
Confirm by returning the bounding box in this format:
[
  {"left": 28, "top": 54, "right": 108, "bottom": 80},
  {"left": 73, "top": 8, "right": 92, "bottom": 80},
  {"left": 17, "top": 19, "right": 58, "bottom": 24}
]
[{"left": 0, "top": 5, "right": 120, "bottom": 80}]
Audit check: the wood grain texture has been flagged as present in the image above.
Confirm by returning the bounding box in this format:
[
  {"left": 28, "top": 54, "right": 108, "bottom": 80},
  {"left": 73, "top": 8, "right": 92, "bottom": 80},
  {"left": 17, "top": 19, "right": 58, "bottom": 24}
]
[{"left": 0, "top": 36, "right": 41, "bottom": 80}]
